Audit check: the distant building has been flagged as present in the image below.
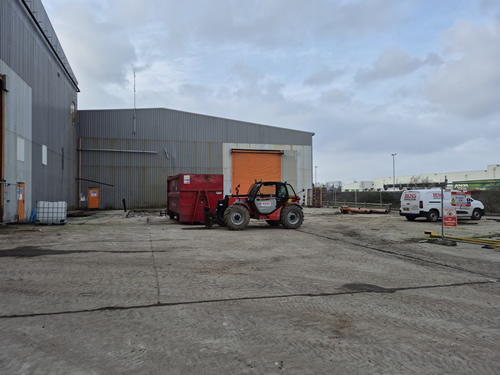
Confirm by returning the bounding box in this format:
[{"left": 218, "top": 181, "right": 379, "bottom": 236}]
[{"left": 343, "top": 164, "right": 500, "bottom": 191}]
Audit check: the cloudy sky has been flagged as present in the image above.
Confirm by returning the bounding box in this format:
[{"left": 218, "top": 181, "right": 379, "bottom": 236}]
[{"left": 43, "top": 0, "right": 500, "bottom": 185}]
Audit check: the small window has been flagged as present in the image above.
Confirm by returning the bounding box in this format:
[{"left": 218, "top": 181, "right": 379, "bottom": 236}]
[
  {"left": 17, "top": 137, "right": 25, "bottom": 162},
  {"left": 71, "top": 101, "right": 76, "bottom": 125},
  {"left": 42, "top": 145, "right": 47, "bottom": 165}
]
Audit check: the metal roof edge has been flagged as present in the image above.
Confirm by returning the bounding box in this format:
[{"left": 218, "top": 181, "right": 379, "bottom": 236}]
[
  {"left": 77, "top": 107, "right": 315, "bottom": 136},
  {"left": 21, "top": 0, "right": 80, "bottom": 92}
]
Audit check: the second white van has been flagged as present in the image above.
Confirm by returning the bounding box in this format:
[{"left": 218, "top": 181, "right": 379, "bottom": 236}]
[{"left": 399, "top": 189, "right": 485, "bottom": 222}]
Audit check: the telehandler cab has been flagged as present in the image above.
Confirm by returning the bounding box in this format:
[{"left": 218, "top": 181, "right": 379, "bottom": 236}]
[{"left": 204, "top": 181, "right": 304, "bottom": 230}]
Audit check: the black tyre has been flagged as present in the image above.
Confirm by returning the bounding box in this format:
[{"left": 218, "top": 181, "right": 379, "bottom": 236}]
[
  {"left": 471, "top": 209, "right": 482, "bottom": 220},
  {"left": 224, "top": 205, "right": 250, "bottom": 230},
  {"left": 427, "top": 210, "right": 439, "bottom": 222},
  {"left": 266, "top": 220, "right": 281, "bottom": 226},
  {"left": 405, "top": 215, "right": 416, "bottom": 221},
  {"left": 280, "top": 205, "right": 304, "bottom": 229},
  {"left": 216, "top": 214, "right": 226, "bottom": 227}
]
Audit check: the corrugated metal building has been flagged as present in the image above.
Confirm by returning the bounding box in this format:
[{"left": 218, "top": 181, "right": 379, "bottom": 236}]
[
  {"left": 1, "top": 0, "right": 80, "bottom": 222},
  {"left": 78, "top": 108, "right": 314, "bottom": 209}
]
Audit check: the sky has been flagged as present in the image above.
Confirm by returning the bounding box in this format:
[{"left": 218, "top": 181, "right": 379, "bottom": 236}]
[{"left": 42, "top": 0, "right": 500, "bottom": 185}]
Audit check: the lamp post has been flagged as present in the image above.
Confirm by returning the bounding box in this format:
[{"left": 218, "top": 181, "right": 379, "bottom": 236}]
[{"left": 391, "top": 153, "right": 397, "bottom": 192}]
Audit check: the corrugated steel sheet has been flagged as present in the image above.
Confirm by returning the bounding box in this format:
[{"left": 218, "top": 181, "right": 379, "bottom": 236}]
[
  {"left": 1, "top": 0, "right": 80, "bottom": 214},
  {"left": 78, "top": 108, "right": 313, "bottom": 145},
  {"left": 79, "top": 137, "right": 223, "bottom": 209}
]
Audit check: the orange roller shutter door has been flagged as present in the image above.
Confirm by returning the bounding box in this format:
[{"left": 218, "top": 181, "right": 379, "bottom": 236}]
[{"left": 231, "top": 150, "right": 282, "bottom": 194}]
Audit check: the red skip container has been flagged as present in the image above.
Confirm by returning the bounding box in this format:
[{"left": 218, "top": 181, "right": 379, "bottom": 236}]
[{"left": 167, "top": 174, "right": 224, "bottom": 224}]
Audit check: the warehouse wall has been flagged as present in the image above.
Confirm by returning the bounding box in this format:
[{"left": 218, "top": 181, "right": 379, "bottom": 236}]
[
  {"left": 78, "top": 137, "right": 223, "bottom": 209},
  {"left": 0, "top": 0, "right": 80, "bottom": 222},
  {"left": 78, "top": 108, "right": 314, "bottom": 209}
]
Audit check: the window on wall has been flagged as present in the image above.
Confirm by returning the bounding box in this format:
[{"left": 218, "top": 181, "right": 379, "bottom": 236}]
[
  {"left": 42, "top": 145, "right": 47, "bottom": 165},
  {"left": 71, "top": 101, "right": 76, "bottom": 126},
  {"left": 17, "top": 137, "right": 24, "bottom": 162}
]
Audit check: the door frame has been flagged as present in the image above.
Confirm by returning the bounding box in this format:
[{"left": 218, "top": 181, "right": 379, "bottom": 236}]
[{"left": 0, "top": 76, "right": 5, "bottom": 221}]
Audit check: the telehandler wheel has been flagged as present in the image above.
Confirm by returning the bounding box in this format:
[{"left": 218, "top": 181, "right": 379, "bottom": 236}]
[
  {"left": 281, "top": 206, "right": 304, "bottom": 229},
  {"left": 224, "top": 205, "right": 250, "bottom": 230},
  {"left": 266, "top": 220, "right": 281, "bottom": 226}
]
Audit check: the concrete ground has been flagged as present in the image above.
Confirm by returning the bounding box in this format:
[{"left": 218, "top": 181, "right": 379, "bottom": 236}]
[{"left": 0, "top": 208, "right": 499, "bottom": 374}]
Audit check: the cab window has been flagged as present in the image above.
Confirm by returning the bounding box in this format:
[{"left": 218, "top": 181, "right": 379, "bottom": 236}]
[
  {"left": 258, "top": 184, "right": 276, "bottom": 196},
  {"left": 277, "top": 184, "right": 287, "bottom": 198}
]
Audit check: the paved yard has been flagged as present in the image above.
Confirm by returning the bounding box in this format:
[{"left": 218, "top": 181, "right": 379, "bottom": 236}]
[{"left": 0, "top": 209, "right": 499, "bottom": 374}]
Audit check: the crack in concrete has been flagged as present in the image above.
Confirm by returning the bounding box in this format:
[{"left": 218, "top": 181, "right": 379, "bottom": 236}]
[{"left": 0, "top": 280, "right": 494, "bottom": 320}]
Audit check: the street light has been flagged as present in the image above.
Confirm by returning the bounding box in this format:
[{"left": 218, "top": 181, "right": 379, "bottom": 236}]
[{"left": 391, "top": 153, "right": 397, "bottom": 191}]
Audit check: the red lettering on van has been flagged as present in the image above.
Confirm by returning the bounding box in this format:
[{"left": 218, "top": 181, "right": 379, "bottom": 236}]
[{"left": 404, "top": 193, "right": 417, "bottom": 199}]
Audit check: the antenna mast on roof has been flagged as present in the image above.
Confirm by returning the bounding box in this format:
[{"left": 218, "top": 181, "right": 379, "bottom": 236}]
[{"left": 133, "top": 70, "right": 137, "bottom": 135}]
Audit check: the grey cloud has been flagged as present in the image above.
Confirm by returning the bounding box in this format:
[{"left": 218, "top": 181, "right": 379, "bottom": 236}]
[
  {"left": 54, "top": 3, "right": 137, "bottom": 85},
  {"left": 479, "top": 0, "right": 500, "bottom": 15},
  {"left": 133, "top": 63, "right": 151, "bottom": 73},
  {"left": 423, "top": 19, "right": 500, "bottom": 118},
  {"left": 231, "top": 62, "right": 264, "bottom": 84},
  {"left": 314, "top": 0, "right": 404, "bottom": 36},
  {"left": 304, "top": 67, "right": 344, "bottom": 86},
  {"left": 319, "top": 88, "right": 351, "bottom": 104},
  {"left": 134, "top": 0, "right": 406, "bottom": 53},
  {"left": 355, "top": 47, "right": 440, "bottom": 84}
]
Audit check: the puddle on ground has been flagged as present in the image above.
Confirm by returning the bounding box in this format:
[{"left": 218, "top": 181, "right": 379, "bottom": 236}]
[{"left": 0, "top": 247, "right": 84, "bottom": 257}]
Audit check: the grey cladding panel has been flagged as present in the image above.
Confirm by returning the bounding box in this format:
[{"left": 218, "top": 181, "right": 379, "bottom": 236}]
[
  {"left": 80, "top": 136, "right": 224, "bottom": 208},
  {"left": 79, "top": 108, "right": 313, "bottom": 146},
  {"left": 1, "top": 0, "right": 79, "bottom": 210}
]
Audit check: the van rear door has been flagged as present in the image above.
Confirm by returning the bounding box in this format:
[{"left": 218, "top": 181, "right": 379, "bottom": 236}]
[{"left": 400, "top": 191, "right": 420, "bottom": 214}]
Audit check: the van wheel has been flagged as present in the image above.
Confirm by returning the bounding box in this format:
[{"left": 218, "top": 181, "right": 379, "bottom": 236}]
[
  {"left": 427, "top": 210, "right": 439, "bottom": 222},
  {"left": 405, "top": 216, "right": 416, "bottom": 221},
  {"left": 471, "top": 209, "right": 482, "bottom": 220}
]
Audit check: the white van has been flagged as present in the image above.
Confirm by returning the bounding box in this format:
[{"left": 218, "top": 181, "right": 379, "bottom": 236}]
[{"left": 399, "top": 189, "right": 485, "bottom": 222}]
